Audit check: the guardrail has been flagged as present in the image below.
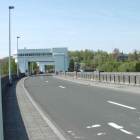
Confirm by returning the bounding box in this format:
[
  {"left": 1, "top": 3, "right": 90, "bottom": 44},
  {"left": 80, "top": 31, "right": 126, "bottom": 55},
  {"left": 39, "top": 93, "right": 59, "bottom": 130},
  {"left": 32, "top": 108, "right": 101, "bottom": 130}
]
[{"left": 58, "top": 72, "right": 140, "bottom": 86}]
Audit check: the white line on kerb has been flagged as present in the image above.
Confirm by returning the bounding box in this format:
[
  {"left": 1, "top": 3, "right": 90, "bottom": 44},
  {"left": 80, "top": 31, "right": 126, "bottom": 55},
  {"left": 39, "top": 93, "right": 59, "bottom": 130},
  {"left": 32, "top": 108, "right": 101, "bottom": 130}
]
[
  {"left": 59, "top": 86, "right": 66, "bottom": 89},
  {"left": 107, "top": 100, "right": 136, "bottom": 110}
]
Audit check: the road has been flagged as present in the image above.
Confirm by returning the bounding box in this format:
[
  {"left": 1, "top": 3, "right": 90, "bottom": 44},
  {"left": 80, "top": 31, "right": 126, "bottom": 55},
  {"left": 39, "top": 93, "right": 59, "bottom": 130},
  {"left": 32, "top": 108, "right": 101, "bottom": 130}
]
[{"left": 24, "top": 75, "right": 140, "bottom": 140}]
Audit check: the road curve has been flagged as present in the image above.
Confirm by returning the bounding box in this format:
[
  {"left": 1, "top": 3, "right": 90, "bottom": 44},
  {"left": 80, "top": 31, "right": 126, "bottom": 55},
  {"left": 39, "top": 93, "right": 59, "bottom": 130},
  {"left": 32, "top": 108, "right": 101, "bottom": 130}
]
[{"left": 24, "top": 75, "right": 140, "bottom": 140}]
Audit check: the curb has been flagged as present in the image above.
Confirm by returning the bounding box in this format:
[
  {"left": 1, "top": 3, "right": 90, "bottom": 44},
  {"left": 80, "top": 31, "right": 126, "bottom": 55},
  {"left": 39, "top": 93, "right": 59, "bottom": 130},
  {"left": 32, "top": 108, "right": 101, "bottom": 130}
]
[{"left": 22, "top": 77, "right": 67, "bottom": 140}]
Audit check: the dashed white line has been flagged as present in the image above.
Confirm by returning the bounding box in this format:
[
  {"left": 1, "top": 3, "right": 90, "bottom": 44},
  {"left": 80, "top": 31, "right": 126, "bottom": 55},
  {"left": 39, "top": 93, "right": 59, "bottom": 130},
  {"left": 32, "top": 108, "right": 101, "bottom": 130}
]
[
  {"left": 67, "top": 130, "right": 72, "bottom": 133},
  {"left": 108, "top": 122, "right": 134, "bottom": 136},
  {"left": 86, "top": 126, "right": 92, "bottom": 129},
  {"left": 108, "top": 122, "right": 123, "bottom": 129},
  {"left": 107, "top": 100, "right": 136, "bottom": 110},
  {"left": 91, "top": 124, "right": 101, "bottom": 128},
  {"left": 97, "top": 132, "right": 106, "bottom": 136},
  {"left": 45, "top": 81, "right": 48, "bottom": 83},
  {"left": 120, "top": 129, "right": 133, "bottom": 135},
  {"left": 59, "top": 86, "right": 66, "bottom": 89},
  {"left": 136, "top": 136, "right": 140, "bottom": 139},
  {"left": 86, "top": 124, "right": 101, "bottom": 129}
]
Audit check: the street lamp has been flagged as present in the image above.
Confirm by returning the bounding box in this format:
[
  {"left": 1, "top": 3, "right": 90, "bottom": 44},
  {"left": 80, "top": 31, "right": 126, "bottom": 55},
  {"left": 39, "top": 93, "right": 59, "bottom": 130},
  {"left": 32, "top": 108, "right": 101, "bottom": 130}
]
[
  {"left": 8, "top": 6, "right": 14, "bottom": 84},
  {"left": 17, "top": 36, "right": 20, "bottom": 78}
]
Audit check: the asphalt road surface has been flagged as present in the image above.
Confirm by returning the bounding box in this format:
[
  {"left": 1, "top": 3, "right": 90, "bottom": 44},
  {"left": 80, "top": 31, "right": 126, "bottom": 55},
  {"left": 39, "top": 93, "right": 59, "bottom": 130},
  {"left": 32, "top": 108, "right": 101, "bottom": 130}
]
[{"left": 24, "top": 75, "right": 140, "bottom": 140}]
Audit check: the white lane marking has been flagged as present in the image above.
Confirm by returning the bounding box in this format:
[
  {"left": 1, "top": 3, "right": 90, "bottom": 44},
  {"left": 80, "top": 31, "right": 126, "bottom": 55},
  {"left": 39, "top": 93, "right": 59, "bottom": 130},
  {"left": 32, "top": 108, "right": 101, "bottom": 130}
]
[
  {"left": 97, "top": 132, "right": 106, "bottom": 136},
  {"left": 108, "top": 122, "right": 123, "bottom": 129},
  {"left": 86, "top": 126, "right": 92, "bottom": 129},
  {"left": 120, "top": 129, "right": 133, "bottom": 135},
  {"left": 45, "top": 81, "right": 48, "bottom": 83},
  {"left": 59, "top": 86, "right": 66, "bottom": 89},
  {"left": 107, "top": 100, "right": 136, "bottom": 110},
  {"left": 67, "top": 130, "right": 72, "bottom": 133},
  {"left": 86, "top": 124, "right": 101, "bottom": 129},
  {"left": 108, "top": 122, "right": 134, "bottom": 136},
  {"left": 23, "top": 78, "right": 67, "bottom": 140},
  {"left": 136, "top": 136, "right": 140, "bottom": 139},
  {"left": 91, "top": 124, "right": 101, "bottom": 128}
]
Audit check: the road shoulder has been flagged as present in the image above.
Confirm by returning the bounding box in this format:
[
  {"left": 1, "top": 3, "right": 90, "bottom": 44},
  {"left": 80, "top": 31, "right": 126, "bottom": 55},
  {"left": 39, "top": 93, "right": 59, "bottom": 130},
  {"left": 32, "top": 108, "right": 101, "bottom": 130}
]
[{"left": 16, "top": 77, "right": 67, "bottom": 140}]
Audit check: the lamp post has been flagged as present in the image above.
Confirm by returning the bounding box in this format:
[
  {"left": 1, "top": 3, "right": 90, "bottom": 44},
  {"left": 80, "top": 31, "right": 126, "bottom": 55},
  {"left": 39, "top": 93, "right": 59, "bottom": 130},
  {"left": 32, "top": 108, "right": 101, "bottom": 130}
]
[
  {"left": 8, "top": 6, "right": 14, "bottom": 84},
  {"left": 17, "top": 36, "right": 20, "bottom": 78}
]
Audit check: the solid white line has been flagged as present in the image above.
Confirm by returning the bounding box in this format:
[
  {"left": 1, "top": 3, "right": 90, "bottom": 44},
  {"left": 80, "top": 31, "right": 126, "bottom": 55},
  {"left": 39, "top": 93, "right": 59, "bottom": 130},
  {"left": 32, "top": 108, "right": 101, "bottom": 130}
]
[
  {"left": 59, "top": 86, "right": 66, "bottom": 89},
  {"left": 107, "top": 100, "right": 136, "bottom": 110},
  {"left": 108, "top": 122, "right": 123, "bottom": 129},
  {"left": 23, "top": 78, "right": 67, "bottom": 140},
  {"left": 120, "top": 129, "right": 133, "bottom": 135}
]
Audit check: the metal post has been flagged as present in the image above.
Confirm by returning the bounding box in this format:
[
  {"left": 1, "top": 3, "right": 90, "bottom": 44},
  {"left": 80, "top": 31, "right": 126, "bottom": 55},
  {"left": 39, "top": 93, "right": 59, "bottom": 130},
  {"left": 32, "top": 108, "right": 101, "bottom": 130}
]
[
  {"left": 17, "top": 36, "right": 20, "bottom": 78},
  {"left": 8, "top": 6, "right": 14, "bottom": 84},
  {"left": 24, "top": 47, "right": 26, "bottom": 74}
]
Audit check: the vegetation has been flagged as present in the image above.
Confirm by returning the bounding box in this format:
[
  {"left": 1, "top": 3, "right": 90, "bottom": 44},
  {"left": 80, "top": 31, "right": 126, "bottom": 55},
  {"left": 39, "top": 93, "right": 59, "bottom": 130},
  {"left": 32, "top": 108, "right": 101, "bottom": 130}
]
[
  {"left": 68, "top": 49, "right": 140, "bottom": 72},
  {"left": 0, "top": 57, "right": 17, "bottom": 76}
]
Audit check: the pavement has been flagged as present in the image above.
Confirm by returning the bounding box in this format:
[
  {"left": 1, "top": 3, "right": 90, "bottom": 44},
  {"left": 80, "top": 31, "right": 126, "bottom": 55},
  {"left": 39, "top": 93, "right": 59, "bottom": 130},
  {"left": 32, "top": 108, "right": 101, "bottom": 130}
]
[
  {"left": 24, "top": 75, "right": 140, "bottom": 140},
  {"left": 3, "top": 78, "right": 63, "bottom": 140}
]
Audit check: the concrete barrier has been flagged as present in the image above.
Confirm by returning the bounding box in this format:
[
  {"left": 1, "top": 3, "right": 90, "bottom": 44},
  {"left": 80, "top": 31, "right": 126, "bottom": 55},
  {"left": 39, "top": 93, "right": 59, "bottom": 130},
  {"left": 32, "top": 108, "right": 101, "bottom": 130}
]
[
  {"left": 0, "top": 70, "right": 25, "bottom": 140},
  {"left": 59, "top": 72, "right": 140, "bottom": 86},
  {"left": 0, "top": 65, "right": 3, "bottom": 140}
]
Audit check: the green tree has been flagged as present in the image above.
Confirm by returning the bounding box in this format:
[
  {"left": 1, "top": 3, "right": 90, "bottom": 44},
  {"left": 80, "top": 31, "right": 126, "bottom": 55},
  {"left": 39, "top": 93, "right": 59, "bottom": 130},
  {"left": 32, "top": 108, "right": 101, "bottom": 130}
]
[{"left": 68, "top": 59, "right": 74, "bottom": 72}]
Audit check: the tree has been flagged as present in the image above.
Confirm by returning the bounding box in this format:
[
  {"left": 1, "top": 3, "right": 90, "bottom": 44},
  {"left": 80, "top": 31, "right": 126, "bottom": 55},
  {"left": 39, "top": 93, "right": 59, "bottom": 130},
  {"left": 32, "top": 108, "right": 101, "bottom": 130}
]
[{"left": 68, "top": 59, "right": 74, "bottom": 72}]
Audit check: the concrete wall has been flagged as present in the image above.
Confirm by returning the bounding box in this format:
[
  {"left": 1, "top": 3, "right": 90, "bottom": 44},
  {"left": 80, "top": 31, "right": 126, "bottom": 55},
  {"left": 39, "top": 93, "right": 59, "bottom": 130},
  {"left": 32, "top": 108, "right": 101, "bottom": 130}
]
[{"left": 0, "top": 65, "right": 4, "bottom": 140}]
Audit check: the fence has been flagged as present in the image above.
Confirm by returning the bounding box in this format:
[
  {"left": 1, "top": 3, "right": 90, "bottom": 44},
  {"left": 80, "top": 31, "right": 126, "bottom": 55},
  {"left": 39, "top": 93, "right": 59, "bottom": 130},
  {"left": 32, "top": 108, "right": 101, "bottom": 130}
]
[{"left": 59, "top": 72, "right": 140, "bottom": 86}]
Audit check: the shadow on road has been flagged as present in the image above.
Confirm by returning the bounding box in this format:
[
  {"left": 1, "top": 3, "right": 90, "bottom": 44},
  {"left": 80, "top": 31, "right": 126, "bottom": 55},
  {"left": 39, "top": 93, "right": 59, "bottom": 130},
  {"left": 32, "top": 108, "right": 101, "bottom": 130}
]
[{"left": 2, "top": 81, "right": 29, "bottom": 140}]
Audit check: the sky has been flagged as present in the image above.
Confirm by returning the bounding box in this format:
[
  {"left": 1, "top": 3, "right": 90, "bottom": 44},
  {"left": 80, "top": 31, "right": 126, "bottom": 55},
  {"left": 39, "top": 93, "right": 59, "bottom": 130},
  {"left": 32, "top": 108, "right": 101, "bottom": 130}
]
[{"left": 0, "top": 0, "right": 140, "bottom": 58}]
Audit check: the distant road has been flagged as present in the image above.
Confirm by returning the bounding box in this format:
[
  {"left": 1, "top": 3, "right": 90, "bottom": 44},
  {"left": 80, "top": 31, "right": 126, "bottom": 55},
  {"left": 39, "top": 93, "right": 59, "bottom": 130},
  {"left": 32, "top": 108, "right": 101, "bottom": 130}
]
[{"left": 25, "top": 75, "right": 140, "bottom": 140}]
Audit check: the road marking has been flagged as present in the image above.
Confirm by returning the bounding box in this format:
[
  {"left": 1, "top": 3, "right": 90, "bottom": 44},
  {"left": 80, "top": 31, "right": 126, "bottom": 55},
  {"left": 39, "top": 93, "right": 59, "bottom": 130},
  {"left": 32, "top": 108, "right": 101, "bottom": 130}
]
[
  {"left": 67, "top": 130, "right": 72, "bottom": 133},
  {"left": 108, "top": 122, "right": 123, "bottom": 129},
  {"left": 86, "top": 126, "right": 92, "bottom": 129},
  {"left": 86, "top": 124, "right": 101, "bottom": 129},
  {"left": 45, "top": 81, "right": 48, "bottom": 83},
  {"left": 59, "top": 86, "right": 66, "bottom": 89},
  {"left": 120, "top": 129, "right": 133, "bottom": 135},
  {"left": 136, "top": 136, "right": 140, "bottom": 139},
  {"left": 108, "top": 122, "right": 134, "bottom": 136},
  {"left": 97, "top": 132, "right": 106, "bottom": 136},
  {"left": 107, "top": 100, "right": 136, "bottom": 110},
  {"left": 91, "top": 124, "right": 101, "bottom": 128}
]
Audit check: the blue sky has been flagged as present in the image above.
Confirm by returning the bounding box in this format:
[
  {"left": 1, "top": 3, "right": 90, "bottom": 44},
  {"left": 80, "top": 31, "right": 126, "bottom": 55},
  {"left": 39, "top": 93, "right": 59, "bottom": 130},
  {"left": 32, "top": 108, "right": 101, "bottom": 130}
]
[{"left": 0, "top": 0, "right": 140, "bottom": 58}]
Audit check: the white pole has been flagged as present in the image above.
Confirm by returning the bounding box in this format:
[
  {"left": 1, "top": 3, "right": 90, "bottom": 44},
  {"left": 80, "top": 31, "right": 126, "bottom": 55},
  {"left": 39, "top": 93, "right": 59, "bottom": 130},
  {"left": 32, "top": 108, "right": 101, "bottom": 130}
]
[
  {"left": 17, "top": 36, "right": 20, "bottom": 78},
  {"left": 8, "top": 6, "right": 14, "bottom": 84}
]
